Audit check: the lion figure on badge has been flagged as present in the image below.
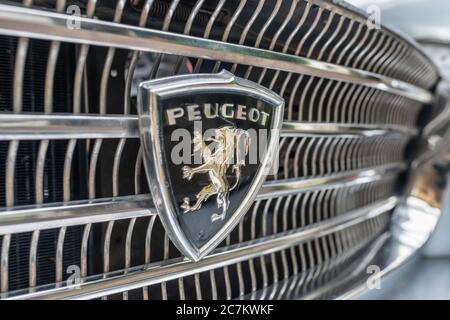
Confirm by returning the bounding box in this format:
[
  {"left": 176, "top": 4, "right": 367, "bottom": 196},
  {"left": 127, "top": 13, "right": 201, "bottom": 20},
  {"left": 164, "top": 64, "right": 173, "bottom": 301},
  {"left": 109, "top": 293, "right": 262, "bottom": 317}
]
[{"left": 180, "top": 126, "right": 251, "bottom": 222}]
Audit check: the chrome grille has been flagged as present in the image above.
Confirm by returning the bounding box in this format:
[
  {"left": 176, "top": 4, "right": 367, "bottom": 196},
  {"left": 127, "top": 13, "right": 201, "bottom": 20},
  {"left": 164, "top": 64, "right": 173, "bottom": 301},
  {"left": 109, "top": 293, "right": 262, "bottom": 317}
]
[{"left": 0, "top": 0, "right": 439, "bottom": 299}]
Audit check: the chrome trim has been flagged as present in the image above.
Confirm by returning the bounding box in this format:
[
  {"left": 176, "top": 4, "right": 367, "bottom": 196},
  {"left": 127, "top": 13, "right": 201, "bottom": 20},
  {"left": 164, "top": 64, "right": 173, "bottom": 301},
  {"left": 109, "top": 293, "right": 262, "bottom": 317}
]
[
  {"left": 0, "top": 163, "right": 403, "bottom": 235},
  {"left": 80, "top": 224, "right": 91, "bottom": 278},
  {"left": 0, "top": 113, "right": 417, "bottom": 140},
  {"left": 0, "top": 4, "right": 433, "bottom": 104},
  {"left": 55, "top": 227, "right": 66, "bottom": 284},
  {"left": 282, "top": 122, "right": 417, "bottom": 137},
  {"left": 0, "top": 194, "right": 155, "bottom": 235},
  {"left": 0, "top": 235, "right": 11, "bottom": 293},
  {"left": 0, "top": 113, "right": 138, "bottom": 140},
  {"left": 29, "top": 229, "right": 40, "bottom": 288},
  {"left": 143, "top": 214, "right": 156, "bottom": 300},
  {"left": 3, "top": 196, "right": 398, "bottom": 300},
  {"left": 257, "top": 163, "right": 404, "bottom": 199}
]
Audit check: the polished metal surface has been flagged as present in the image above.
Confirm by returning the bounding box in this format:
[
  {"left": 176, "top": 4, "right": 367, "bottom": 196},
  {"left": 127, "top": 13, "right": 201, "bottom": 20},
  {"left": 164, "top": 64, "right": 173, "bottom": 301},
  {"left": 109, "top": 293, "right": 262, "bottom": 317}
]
[
  {"left": 281, "top": 122, "right": 417, "bottom": 138},
  {"left": 0, "top": 194, "right": 155, "bottom": 235},
  {"left": 0, "top": 0, "right": 441, "bottom": 300},
  {"left": 0, "top": 4, "right": 434, "bottom": 103},
  {"left": 0, "top": 113, "right": 139, "bottom": 140},
  {"left": 0, "top": 113, "right": 417, "bottom": 140},
  {"left": 3, "top": 196, "right": 398, "bottom": 300},
  {"left": 0, "top": 163, "right": 399, "bottom": 235},
  {"left": 258, "top": 163, "right": 405, "bottom": 199}
]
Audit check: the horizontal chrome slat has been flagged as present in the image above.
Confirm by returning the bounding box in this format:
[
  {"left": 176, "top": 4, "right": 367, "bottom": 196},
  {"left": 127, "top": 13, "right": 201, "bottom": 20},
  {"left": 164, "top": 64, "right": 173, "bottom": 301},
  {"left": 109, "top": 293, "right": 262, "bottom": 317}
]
[
  {"left": 4, "top": 196, "right": 397, "bottom": 300},
  {"left": 0, "top": 4, "right": 433, "bottom": 104},
  {"left": 0, "top": 113, "right": 417, "bottom": 140},
  {"left": 281, "top": 121, "right": 417, "bottom": 137},
  {"left": 0, "top": 113, "right": 139, "bottom": 140},
  {"left": 257, "top": 163, "right": 405, "bottom": 199},
  {"left": 0, "top": 195, "right": 155, "bottom": 235},
  {"left": 0, "top": 164, "right": 404, "bottom": 235}
]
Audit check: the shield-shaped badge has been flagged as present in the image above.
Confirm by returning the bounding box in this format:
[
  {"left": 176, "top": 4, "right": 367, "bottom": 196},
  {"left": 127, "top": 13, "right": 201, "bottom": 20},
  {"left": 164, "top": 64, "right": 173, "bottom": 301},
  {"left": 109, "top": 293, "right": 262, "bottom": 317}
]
[{"left": 138, "top": 70, "right": 284, "bottom": 261}]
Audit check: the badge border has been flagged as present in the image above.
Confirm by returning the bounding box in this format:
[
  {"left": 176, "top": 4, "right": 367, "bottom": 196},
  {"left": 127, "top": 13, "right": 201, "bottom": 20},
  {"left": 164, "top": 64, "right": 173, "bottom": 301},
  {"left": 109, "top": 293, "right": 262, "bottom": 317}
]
[{"left": 138, "top": 70, "right": 284, "bottom": 261}]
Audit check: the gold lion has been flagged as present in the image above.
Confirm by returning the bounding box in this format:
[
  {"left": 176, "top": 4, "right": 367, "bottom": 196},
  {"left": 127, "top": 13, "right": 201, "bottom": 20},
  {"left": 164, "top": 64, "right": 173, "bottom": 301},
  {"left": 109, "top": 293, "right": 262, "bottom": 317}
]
[{"left": 180, "top": 126, "right": 251, "bottom": 222}]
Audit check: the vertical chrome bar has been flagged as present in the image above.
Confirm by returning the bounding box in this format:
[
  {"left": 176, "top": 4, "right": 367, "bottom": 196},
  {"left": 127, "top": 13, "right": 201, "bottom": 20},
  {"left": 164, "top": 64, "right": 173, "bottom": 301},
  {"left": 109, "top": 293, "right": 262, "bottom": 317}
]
[
  {"left": 229, "top": 0, "right": 265, "bottom": 74},
  {"left": 286, "top": 195, "right": 299, "bottom": 294},
  {"left": 115, "top": 0, "right": 154, "bottom": 201},
  {"left": 101, "top": 220, "right": 114, "bottom": 300},
  {"left": 6, "top": 140, "right": 19, "bottom": 208},
  {"left": 63, "top": 139, "right": 76, "bottom": 202},
  {"left": 103, "top": 221, "right": 114, "bottom": 273},
  {"left": 374, "top": 39, "right": 399, "bottom": 75},
  {"left": 328, "top": 19, "right": 355, "bottom": 62},
  {"left": 236, "top": 221, "right": 245, "bottom": 298},
  {"left": 122, "top": 217, "right": 136, "bottom": 300},
  {"left": 258, "top": 0, "right": 301, "bottom": 84},
  {"left": 244, "top": 0, "right": 283, "bottom": 79},
  {"left": 178, "top": 276, "right": 186, "bottom": 300},
  {"left": 311, "top": 138, "right": 324, "bottom": 176},
  {"left": 193, "top": 0, "right": 227, "bottom": 73},
  {"left": 35, "top": 140, "right": 49, "bottom": 205},
  {"left": 65, "top": 0, "right": 97, "bottom": 201},
  {"left": 214, "top": 237, "right": 229, "bottom": 300},
  {"left": 223, "top": 244, "right": 232, "bottom": 299},
  {"left": 379, "top": 43, "right": 404, "bottom": 75},
  {"left": 161, "top": 233, "right": 169, "bottom": 300},
  {"left": 212, "top": 0, "right": 248, "bottom": 73},
  {"left": 194, "top": 273, "right": 203, "bottom": 300},
  {"left": 99, "top": 0, "right": 127, "bottom": 115},
  {"left": 6, "top": 0, "right": 30, "bottom": 209},
  {"left": 112, "top": 139, "right": 125, "bottom": 197},
  {"left": 150, "top": 0, "right": 180, "bottom": 78},
  {"left": 13, "top": 42, "right": 29, "bottom": 113},
  {"left": 285, "top": 3, "right": 318, "bottom": 118},
  {"left": 143, "top": 215, "right": 156, "bottom": 300},
  {"left": 297, "top": 191, "right": 311, "bottom": 288},
  {"left": 337, "top": 24, "right": 363, "bottom": 65},
  {"left": 134, "top": 147, "right": 143, "bottom": 195},
  {"left": 11, "top": 0, "right": 31, "bottom": 109},
  {"left": 93, "top": 6, "right": 126, "bottom": 259},
  {"left": 209, "top": 269, "right": 218, "bottom": 300},
  {"left": 0, "top": 235, "right": 11, "bottom": 293},
  {"left": 173, "top": 0, "right": 205, "bottom": 74},
  {"left": 258, "top": 198, "right": 272, "bottom": 299},
  {"left": 88, "top": 139, "right": 102, "bottom": 200},
  {"left": 36, "top": 50, "right": 54, "bottom": 200},
  {"left": 271, "top": 197, "right": 287, "bottom": 299},
  {"left": 308, "top": 16, "right": 337, "bottom": 120},
  {"left": 36, "top": 0, "right": 66, "bottom": 205},
  {"left": 55, "top": 226, "right": 66, "bottom": 285},
  {"left": 80, "top": 223, "right": 91, "bottom": 278},
  {"left": 29, "top": 229, "right": 40, "bottom": 289},
  {"left": 248, "top": 200, "right": 261, "bottom": 298},
  {"left": 360, "top": 34, "right": 386, "bottom": 71},
  {"left": 73, "top": 0, "right": 97, "bottom": 113}
]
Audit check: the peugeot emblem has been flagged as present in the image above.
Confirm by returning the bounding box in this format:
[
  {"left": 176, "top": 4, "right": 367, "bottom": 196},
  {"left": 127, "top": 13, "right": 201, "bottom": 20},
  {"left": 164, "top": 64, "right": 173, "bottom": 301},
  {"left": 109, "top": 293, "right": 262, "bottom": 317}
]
[{"left": 138, "top": 70, "right": 284, "bottom": 261}]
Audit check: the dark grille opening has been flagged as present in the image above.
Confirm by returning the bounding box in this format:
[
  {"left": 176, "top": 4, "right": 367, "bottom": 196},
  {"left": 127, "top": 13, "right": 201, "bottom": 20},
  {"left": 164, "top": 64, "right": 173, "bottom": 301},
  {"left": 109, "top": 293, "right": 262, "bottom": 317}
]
[{"left": 0, "top": 36, "right": 84, "bottom": 292}]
